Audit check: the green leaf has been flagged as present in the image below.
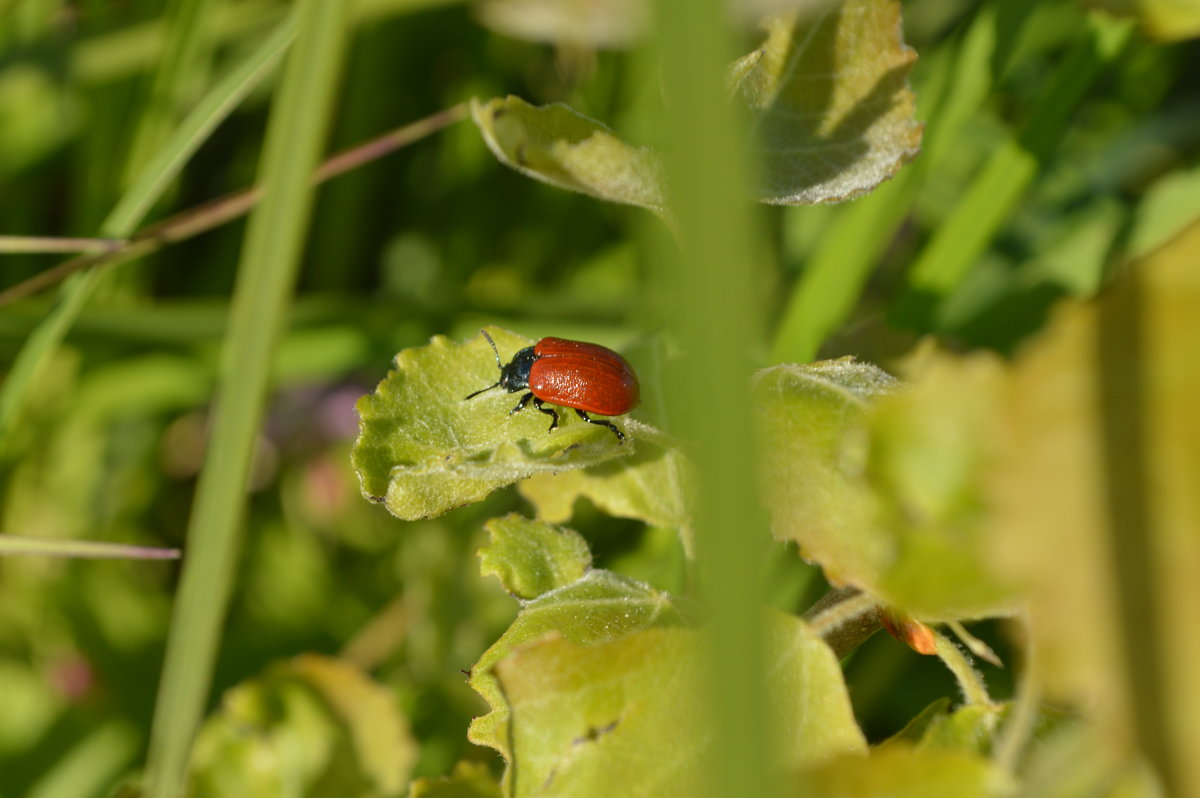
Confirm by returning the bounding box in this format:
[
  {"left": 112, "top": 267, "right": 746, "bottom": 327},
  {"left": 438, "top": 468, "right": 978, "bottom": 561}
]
[
  {"left": 915, "top": 704, "right": 1005, "bottom": 755},
  {"left": 351, "top": 327, "right": 633, "bottom": 520},
  {"left": 755, "top": 356, "right": 1018, "bottom": 620},
  {"left": 865, "top": 354, "right": 1017, "bottom": 619},
  {"left": 479, "top": 514, "right": 592, "bottom": 599},
  {"left": 794, "top": 745, "right": 1009, "bottom": 797},
  {"left": 732, "top": 0, "right": 922, "bottom": 204},
  {"left": 466, "top": 570, "right": 683, "bottom": 760},
  {"left": 408, "top": 761, "right": 503, "bottom": 798},
  {"left": 470, "top": 96, "right": 667, "bottom": 216},
  {"left": 754, "top": 358, "right": 900, "bottom": 588},
  {"left": 187, "top": 654, "right": 415, "bottom": 798},
  {"left": 517, "top": 447, "right": 695, "bottom": 555},
  {"left": 490, "top": 611, "right": 865, "bottom": 797}
]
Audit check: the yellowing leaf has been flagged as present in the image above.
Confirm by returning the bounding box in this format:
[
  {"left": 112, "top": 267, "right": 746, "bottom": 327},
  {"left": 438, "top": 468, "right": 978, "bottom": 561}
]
[
  {"left": 352, "top": 327, "right": 631, "bottom": 520},
  {"left": 492, "top": 611, "right": 865, "bottom": 797},
  {"left": 984, "top": 219, "right": 1200, "bottom": 794},
  {"left": 471, "top": 96, "right": 667, "bottom": 215},
  {"left": 733, "top": 0, "right": 923, "bottom": 204}
]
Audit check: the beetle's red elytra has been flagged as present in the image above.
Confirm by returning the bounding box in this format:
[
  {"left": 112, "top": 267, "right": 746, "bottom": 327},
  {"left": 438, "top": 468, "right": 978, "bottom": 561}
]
[{"left": 464, "top": 330, "right": 640, "bottom": 442}]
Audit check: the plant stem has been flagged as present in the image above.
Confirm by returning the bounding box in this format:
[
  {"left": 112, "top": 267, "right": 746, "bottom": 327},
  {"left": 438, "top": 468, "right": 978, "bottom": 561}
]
[{"left": 0, "top": 103, "right": 468, "bottom": 307}]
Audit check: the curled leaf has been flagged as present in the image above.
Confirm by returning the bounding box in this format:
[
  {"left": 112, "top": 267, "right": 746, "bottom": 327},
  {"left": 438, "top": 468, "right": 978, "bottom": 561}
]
[
  {"left": 470, "top": 96, "right": 668, "bottom": 215},
  {"left": 733, "top": 0, "right": 923, "bottom": 204}
]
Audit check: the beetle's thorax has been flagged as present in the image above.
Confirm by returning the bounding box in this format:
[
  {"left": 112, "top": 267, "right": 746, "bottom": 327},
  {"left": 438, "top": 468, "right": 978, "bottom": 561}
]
[{"left": 499, "top": 346, "right": 537, "bottom": 393}]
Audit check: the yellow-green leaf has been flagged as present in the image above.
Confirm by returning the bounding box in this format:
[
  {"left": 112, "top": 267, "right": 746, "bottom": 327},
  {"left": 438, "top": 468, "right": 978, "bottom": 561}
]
[
  {"left": 479, "top": 514, "right": 592, "bottom": 599},
  {"left": 733, "top": 0, "right": 923, "bottom": 204},
  {"left": 352, "top": 327, "right": 632, "bottom": 520},
  {"left": 492, "top": 611, "right": 865, "bottom": 797},
  {"left": 467, "top": 570, "right": 683, "bottom": 760},
  {"left": 794, "top": 745, "right": 1009, "bottom": 797},
  {"left": 518, "top": 447, "right": 695, "bottom": 555},
  {"left": 754, "top": 358, "right": 900, "bottom": 589},
  {"left": 470, "top": 96, "right": 667, "bottom": 215},
  {"left": 983, "top": 219, "right": 1200, "bottom": 794}
]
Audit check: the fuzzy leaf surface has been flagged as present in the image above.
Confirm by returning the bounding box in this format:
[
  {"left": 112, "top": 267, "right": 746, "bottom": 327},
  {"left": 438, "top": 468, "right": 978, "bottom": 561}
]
[
  {"left": 518, "top": 447, "right": 695, "bottom": 554},
  {"left": 352, "top": 327, "right": 631, "bottom": 520},
  {"left": 467, "top": 570, "right": 683, "bottom": 759},
  {"left": 493, "top": 611, "right": 865, "bottom": 797},
  {"left": 479, "top": 514, "right": 592, "bottom": 599},
  {"left": 471, "top": 96, "right": 667, "bottom": 215},
  {"left": 733, "top": 0, "right": 922, "bottom": 204}
]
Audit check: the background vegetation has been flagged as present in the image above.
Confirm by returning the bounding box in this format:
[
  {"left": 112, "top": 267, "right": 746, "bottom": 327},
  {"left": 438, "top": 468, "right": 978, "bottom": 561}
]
[{"left": 1, "top": 0, "right": 1198, "bottom": 796}]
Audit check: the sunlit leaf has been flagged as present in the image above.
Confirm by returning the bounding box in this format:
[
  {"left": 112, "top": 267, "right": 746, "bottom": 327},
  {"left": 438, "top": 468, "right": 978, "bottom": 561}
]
[
  {"left": 187, "top": 654, "right": 415, "bottom": 798},
  {"left": 352, "top": 327, "right": 632, "bottom": 520},
  {"left": 732, "top": 0, "right": 923, "bottom": 204},
  {"left": 492, "top": 611, "right": 865, "bottom": 797},
  {"left": 470, "top": 96, "right": 667, "bottom": 215},
  {"left": 479, "top": 514, "right": 592, "bottom": 599},
  {"left": 467, "top": 570, "right": 683, "bottom": 760},
  {"left": 518, "top": 447, "right": 695, "bottom": 555}
]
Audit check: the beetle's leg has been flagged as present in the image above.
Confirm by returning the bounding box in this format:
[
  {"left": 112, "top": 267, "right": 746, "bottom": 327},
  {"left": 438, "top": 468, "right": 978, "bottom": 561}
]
[
  {"left": 533, "top": 398, "right": 560, "bottom": 432},
  {"left": 509, "top": 392, "right": 533, "bottom": 415},
  {"left": 575, "top": 409, "right": 626, "bottom": 443}
]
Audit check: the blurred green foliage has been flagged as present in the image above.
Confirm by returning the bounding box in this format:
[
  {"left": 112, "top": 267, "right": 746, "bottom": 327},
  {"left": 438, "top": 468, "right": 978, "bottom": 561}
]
[{"left": 1, "top": 0, "right": 1198, "bottom": 796}]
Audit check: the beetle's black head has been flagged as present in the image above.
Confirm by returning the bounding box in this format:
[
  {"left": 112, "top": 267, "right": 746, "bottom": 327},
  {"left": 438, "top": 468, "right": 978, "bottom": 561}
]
[
  {"left": 465, "top": 330, "right": 535, "bottom": 400},
  {"left": 498, "top": 347, "right": 535, "bottom": 392}
]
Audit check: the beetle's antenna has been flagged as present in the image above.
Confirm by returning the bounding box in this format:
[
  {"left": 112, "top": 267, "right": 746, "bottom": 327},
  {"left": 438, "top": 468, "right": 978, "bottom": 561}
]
[
  {"left": 465, "top": 329, "right": 503, "bottom": 400},
  {"left": 479, "top": 329, "right": 502, "bottom": 369}
]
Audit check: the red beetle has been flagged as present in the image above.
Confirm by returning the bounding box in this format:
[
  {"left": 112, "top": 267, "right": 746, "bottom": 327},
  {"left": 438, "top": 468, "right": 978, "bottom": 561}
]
[{"left": 465, "top": 330, "right": 639, "bottom": 442}]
